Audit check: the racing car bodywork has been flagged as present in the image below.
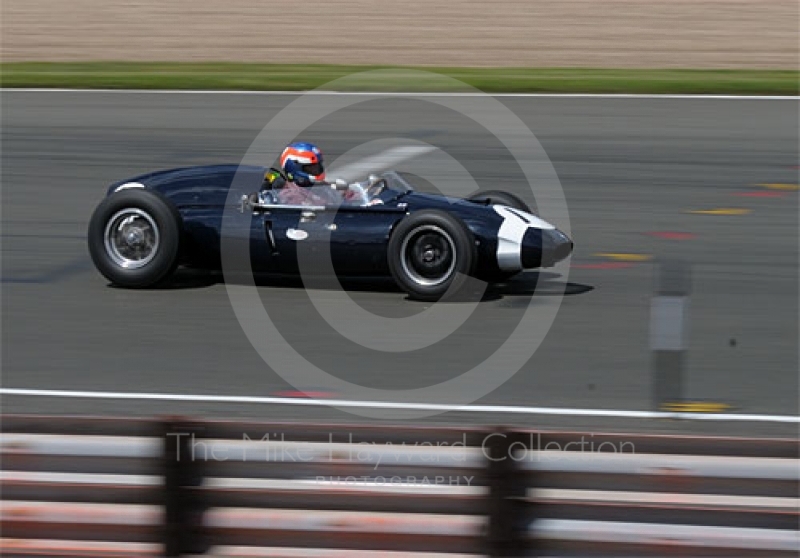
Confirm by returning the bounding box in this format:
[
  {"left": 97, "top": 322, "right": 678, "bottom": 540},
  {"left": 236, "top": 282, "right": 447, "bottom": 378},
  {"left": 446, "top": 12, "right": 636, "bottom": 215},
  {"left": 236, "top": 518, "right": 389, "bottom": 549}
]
[{"left": 89, "top": 165, "right": 573, "bottom": 300}]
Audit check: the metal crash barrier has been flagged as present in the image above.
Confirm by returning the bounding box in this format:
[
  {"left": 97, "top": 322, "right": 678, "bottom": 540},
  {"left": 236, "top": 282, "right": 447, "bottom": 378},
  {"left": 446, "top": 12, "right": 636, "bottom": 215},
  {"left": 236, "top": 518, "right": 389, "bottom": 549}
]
[{"left": 1, "top": 415, "right": 798, "bottom": 557}]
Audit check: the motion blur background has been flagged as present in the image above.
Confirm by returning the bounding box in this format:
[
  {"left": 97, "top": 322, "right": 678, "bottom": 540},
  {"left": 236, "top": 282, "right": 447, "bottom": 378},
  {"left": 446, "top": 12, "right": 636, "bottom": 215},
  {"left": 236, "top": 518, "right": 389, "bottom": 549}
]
[
  {"left": 2, "top": 0, "right": 797, "bottom": 428},
  {"left": 3, "top": 0, "right": 798, "bottom": 67},
  {"left": 0, "top": 1, "right": 798, "bottom": 556}
]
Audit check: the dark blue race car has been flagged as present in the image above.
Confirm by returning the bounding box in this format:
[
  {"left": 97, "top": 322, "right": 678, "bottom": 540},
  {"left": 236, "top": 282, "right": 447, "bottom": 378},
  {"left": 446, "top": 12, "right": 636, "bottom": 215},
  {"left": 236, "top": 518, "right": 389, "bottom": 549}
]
[{"left": 88, "top": 166, "right": 573, "bottom": 301}]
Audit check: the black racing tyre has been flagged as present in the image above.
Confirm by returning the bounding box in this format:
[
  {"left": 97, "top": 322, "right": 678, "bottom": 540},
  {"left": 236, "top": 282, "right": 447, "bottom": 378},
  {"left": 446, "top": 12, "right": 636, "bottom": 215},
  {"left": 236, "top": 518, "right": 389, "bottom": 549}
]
[
  {"left": 88, "top": 189, "right": 181, "bottom": 288},
  {"left": 467, "top": 190, "right": 531, "bottom": 213},
  {"left": 387, "top": 210, "right": 477, "bottom": 301}
]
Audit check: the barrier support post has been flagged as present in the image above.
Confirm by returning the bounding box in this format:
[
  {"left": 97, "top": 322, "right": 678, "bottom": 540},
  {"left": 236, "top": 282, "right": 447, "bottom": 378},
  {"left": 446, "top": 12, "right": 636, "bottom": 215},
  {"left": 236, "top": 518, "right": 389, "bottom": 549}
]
[
  {"left": 485, "top": 430, "right": 530, "bottom": 557},
  {"left": 163, "top": 419, "right": 209, "bottom": 556}
]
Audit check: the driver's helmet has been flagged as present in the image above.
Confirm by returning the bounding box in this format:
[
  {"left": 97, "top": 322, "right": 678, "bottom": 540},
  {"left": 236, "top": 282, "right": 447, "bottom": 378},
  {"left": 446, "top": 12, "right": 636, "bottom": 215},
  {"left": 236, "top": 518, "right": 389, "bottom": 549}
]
[{"left": 280, "top": 142, "right": 325, "bottom": 187}]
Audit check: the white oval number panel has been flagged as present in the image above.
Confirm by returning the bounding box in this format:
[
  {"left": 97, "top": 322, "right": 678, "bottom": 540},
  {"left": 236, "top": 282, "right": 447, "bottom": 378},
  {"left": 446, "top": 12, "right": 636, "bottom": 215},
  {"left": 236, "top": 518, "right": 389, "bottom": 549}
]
[{"left": 287, "top": 228, "right": 308, "bottom": 241}]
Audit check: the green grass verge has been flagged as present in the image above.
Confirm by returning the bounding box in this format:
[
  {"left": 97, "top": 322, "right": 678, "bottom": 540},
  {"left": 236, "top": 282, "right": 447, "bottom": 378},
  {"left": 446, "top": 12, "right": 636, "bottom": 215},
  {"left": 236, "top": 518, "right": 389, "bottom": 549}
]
[{"left": 1, "top": 63, "right": 797, "bottom": 95}]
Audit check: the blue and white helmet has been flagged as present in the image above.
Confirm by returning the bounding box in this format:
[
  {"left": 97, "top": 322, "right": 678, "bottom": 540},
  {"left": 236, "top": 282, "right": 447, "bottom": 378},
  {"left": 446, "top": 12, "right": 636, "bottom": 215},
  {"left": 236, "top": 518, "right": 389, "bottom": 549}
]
[{"left": 280, "top": 142, "right": 325, "bottom": 187}]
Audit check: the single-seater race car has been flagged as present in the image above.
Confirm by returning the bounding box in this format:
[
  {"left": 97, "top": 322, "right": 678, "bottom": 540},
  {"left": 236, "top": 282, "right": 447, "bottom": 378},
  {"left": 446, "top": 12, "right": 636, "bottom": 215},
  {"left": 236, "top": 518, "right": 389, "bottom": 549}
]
[{"left": 88, "top": 165, "right": 573, "bottom": 301}]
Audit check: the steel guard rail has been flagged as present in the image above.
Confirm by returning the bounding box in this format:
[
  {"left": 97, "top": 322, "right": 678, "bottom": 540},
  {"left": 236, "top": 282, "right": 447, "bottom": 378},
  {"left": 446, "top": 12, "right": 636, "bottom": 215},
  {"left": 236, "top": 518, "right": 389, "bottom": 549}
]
[{"left": 0, "top": 415, "right": 798, "bottom": 557}]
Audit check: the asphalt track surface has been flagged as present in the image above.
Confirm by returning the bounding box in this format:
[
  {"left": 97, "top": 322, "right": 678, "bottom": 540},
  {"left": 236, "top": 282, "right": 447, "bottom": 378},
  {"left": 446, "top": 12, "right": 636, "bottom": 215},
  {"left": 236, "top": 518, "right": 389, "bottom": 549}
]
[{"left": 2, "top": 91, "right": 798, "bottom": 436}]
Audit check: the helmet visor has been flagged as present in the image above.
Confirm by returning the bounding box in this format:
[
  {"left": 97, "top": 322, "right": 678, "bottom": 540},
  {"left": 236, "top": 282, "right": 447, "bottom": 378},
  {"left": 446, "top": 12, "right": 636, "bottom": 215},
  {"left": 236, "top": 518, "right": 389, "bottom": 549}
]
[{"left": 302, "top": 162, "right": 324, "bottom": 176}]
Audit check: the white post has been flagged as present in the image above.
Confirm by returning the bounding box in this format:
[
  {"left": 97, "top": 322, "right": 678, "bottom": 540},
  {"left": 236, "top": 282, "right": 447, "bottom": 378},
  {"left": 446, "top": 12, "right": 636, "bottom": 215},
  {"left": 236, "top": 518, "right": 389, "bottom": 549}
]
[{"left": 651, "top": 260, "right": 691, "bottom": 409}]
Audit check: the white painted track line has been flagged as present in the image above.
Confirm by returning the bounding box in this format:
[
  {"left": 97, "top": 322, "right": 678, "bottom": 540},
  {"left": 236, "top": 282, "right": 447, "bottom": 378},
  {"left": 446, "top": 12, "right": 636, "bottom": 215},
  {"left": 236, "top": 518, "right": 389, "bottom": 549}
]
[
  {"left": 1, "top": 88, "right": 797, "bottom": 100},
  {"left": 1, "top": 388, "right": 798, "bottom": 423}
]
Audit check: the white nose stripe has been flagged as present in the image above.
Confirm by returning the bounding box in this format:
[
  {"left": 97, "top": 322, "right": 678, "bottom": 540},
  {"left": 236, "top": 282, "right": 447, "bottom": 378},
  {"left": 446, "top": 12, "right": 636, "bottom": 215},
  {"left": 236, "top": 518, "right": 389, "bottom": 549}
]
[
  {"left": 494, "top": 205, "right": 555, "bottom": 271},
  {"left": 495, "top": 205, "right": 555, "bottom": 230}
]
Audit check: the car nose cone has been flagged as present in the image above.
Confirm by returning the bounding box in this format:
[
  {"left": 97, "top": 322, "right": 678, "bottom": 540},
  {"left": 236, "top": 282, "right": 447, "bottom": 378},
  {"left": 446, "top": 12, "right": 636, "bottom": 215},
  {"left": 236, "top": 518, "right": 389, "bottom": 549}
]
[
  {"left": 544, "top": 228, "right": 573, "bottom": 266},
  {"left": 521, "top": 228, "right": 573, "bottom": 269}
]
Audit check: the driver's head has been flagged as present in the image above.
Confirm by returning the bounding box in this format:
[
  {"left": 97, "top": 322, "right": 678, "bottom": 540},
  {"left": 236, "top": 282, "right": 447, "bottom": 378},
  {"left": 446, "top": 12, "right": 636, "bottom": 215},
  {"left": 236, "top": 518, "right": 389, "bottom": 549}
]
[{"left": 280, "top": 142, "right": 325, "bottom": 187}]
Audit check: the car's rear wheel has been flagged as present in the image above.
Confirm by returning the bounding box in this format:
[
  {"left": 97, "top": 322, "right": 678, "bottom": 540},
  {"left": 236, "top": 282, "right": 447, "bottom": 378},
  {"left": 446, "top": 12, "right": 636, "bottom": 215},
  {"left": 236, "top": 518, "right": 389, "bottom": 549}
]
[
  {"left": 468, "top": 190, "right": 531, "bottom": 213},
  {"left": 88, "top": 189, "right": 181, "bottom": 287},
  {"left": 388, "top": 210, "right": 477, "bottom": 301}
]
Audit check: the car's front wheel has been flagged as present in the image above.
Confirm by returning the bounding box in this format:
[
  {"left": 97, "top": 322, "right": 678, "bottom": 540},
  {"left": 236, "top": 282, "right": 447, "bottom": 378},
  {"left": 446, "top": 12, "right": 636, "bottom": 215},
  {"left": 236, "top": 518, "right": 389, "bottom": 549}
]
[
  {"left": 387, "top": 210, "right": 477, "bottom": 301},
  {"left": 88, "top": 189, "right": 181, "bottom": 288}
]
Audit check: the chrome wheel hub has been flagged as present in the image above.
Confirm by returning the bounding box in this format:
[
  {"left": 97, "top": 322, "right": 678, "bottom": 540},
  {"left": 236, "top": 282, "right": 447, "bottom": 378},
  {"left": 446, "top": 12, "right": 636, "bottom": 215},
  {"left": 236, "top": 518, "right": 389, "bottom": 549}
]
[
  {"left": 400, "top": 225, "right": 457, "bottom": 287},
  {"left": 125, "top": 228, "right": 145, "bottom": 246},
  {"left": 104, "top": 208, "right": 160, "bottom": 269}
]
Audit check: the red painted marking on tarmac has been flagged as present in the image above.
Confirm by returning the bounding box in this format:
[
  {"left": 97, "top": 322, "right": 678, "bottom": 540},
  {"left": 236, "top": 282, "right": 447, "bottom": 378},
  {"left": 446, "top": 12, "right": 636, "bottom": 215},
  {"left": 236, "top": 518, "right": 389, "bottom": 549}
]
[
  {"left": 571, "top": 262, "right": 634, "bottom": 270},
  {"left": 733, "top": 191, "right": 785, "bottom": 198},
  {"left": 271, "top": 390, "right": 336, "bottom": 399},
  {"left": 646, "top": 231, "right": 696, "bottom": 240}
]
